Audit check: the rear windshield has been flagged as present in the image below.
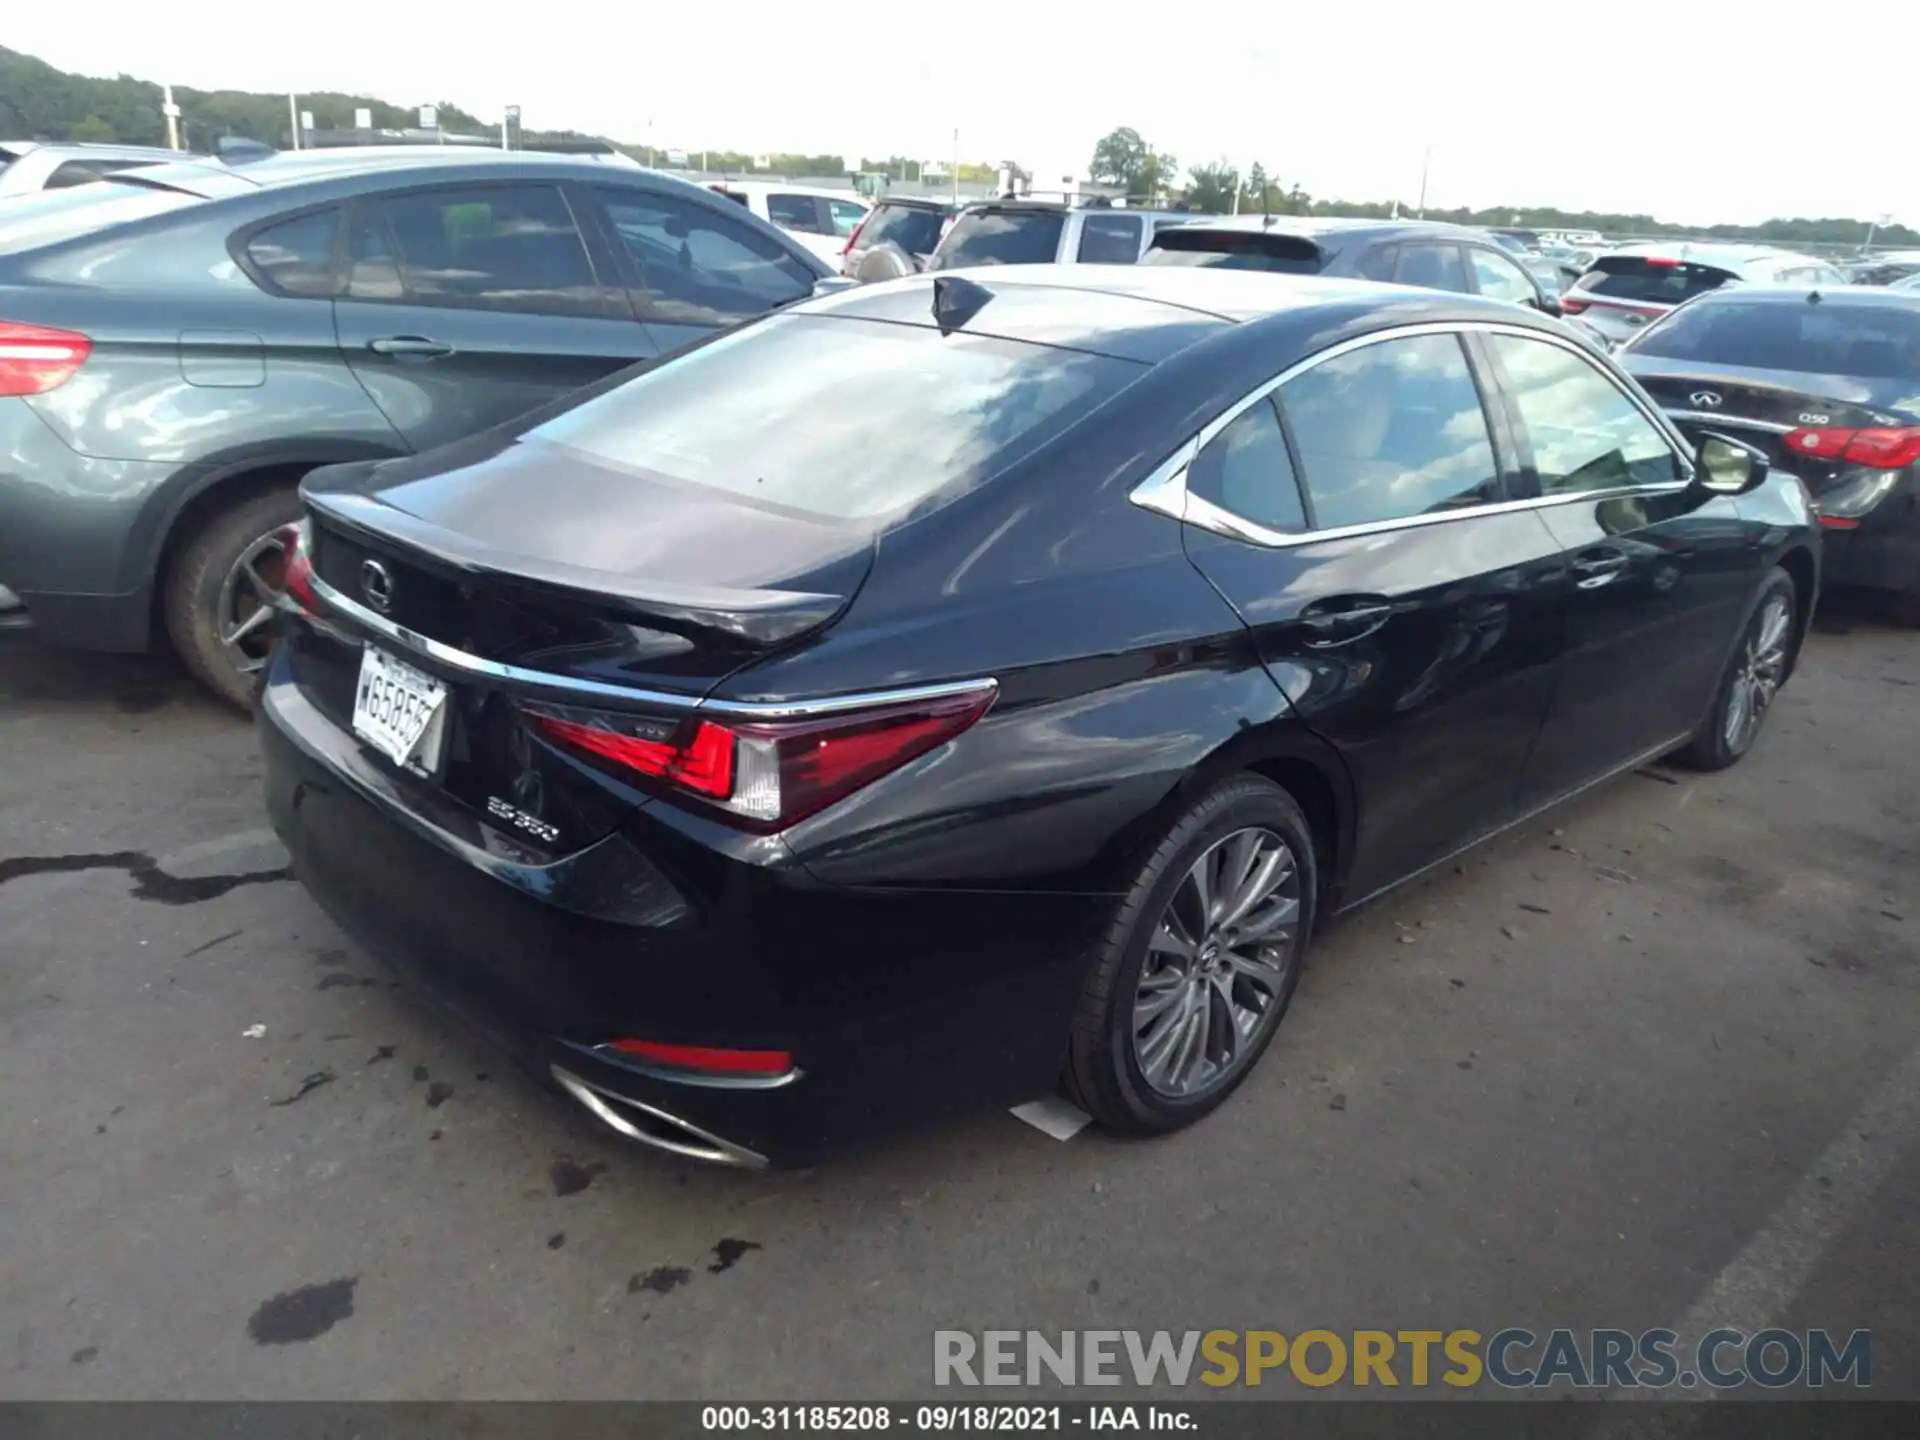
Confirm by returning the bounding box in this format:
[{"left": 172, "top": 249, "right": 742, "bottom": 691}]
[
  {"left": 526, "top": 313, "right": 1144, "bottom": 521},
  {"left": 1630, "top": 299, "right": 1920, "bottom": 379},
  {"left": 933, "top": 209, "right": 1064, "bottom": 268},
  {"left": 859, "top": 203, "right": 946, "bottom": 258},
  {"left": 0, "top": 181, "right": 200, "bottom": 254},
  {"left": 1141, "top": 229, "right": 1324, "bottom": 274},
  {"left": 1575, "top": 257, "right": 1737, "bottom": 305}
]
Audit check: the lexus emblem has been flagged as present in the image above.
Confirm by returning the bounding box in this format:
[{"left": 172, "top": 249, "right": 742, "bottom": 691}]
[
  {"left": 1690, "top": 390, "right": 1723, "bottom": 409},
  {"left": 359, "top": 558, "right": 394, "bottom": 613}
]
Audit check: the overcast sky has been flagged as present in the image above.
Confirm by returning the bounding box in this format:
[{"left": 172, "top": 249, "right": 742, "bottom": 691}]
[{"left": 10, "top": 2, "right": 1916, "bottom": 227}]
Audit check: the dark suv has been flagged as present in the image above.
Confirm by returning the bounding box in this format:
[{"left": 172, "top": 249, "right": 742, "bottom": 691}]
[
  {"left": 1142, "top": 216, "right": 1562, "bottom": 313},
  {"left": 0, "top": 149, "right": 831, "bottom": 704}
]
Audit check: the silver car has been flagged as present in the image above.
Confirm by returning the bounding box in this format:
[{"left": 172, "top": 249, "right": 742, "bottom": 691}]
[{"left": 1562, "top": 243, "right": 1848, "bottom": 347}]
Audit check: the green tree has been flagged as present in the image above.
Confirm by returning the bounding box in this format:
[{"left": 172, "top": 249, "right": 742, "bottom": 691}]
[
  {"left": 1183, "top": 161, "right": 1240, "bottom": 214},
  {"left": 1239, "top": 161, "right": 1275, "bottom": 214},
  {"left": 1089, "top": 126, "right": 1176, "bottom": 200}
]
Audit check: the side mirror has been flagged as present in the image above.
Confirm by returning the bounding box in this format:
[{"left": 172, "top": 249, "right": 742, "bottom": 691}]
[
  {"left": 1534, "top": 293, "right": 1564, "bottom": 318},
  {"left": 1692, "top": 430, "right": 1770, "bottom": 497}
]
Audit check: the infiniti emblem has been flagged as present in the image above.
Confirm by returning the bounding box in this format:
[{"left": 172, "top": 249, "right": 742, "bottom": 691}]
[
  {"left": 359, "top": 558, "right": 394, "bottom": 613},
  {"left": 1690, "top": 390, "right": 1723, "bottom": 408}
]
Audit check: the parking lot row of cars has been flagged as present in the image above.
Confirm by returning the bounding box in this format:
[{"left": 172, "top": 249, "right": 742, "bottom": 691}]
[{"left": 0, "top": 143, "right": 1914, "bottom": 1166}]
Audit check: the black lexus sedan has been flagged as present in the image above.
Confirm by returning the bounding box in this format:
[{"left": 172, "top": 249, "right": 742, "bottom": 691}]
[
  {"left": 260, "top": 267, "right": 1819, "bottom": 1166},
  {"left": 1618, "top": 285, "right": 1920, "bottom": 623}
]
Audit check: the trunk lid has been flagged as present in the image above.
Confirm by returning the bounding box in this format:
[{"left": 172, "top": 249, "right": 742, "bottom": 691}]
[{"left": 295, "top": 435, "right": 875, "bottom": 857}]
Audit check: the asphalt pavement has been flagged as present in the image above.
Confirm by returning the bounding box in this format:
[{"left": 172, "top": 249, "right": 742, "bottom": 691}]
[{"left": 1, "top": 598, "right": 1915, "bottom": 1401}]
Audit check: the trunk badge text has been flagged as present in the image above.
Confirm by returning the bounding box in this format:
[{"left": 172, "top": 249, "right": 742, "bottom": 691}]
[
  {"left": 359, "top": 559, "right": 394, "bottom": 613},
  {"left": 488, "top": 795, "right": 561, "bottom": 844}
]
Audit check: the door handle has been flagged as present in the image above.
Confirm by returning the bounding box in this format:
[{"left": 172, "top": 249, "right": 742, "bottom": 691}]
[
  {"left": 367, "top": 336, "right": 453, "bottom": 358},
  {"left": 1570, "top": 551, "right": 1630, "bottom": 589},
  {"left": 1298, "top": 597, "right": 1395, "bottom": 646}
]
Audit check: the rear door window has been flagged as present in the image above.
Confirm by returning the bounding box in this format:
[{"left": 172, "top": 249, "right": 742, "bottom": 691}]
[
  {"left": 594, "top": 187, "right": 814, "bottom": 324},
  {"left": 243, "top": 209, "right": 340, "bottom": 297},
  {"left": 1187, "top": 399, "right": 1308, "bottom": 531},
  {"left": 934, "top": 209, "right": 1065, "bottom": 267},
  {"left": 367, "top": 183, "right": 605, "bottom": 317},
  {"left": 1355, "top": 243, "right": 1398, "bottom": 281},
  {"left": 528, "top": 314, "right": 1143, "bottom": 521},
  {"left": 1277, "top": 333, "right": 1501, "bottom": 529},
  {"left": 1468, "top": 247, "right": 1537, "bottom": 304},
  {"left": 1393, "top": 244, "right": 1469, "bottom": 292},
  {"left": 1077, "top": 213, "right": 1144, "bottom": 264},
  {"left": 767, "top": 193, "right": 827, "bottom": 234},
  {"left": 1629, "top": 298, "right": 1920, "bottom": 379}
]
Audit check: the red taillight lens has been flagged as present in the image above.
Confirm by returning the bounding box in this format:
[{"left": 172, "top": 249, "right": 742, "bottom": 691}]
[
  {"left": 1784, "top": 425, "right": 1920, "bottom": 469},
  {"left": 1643, "top": 256, "right": 1680, "bottom": 268},
  {"left": 528, "top": 683, "right": 996, "bottom": 830},
  {"left": 274, "top": 520, "right": 321, "bottom": 616},
  {"left": 1841, "top": 426, "right": 1920, "bottom": 469},
  {"left": 607, "top": 1038, "right": 793, "bottom": 1076},
  {"left": 0, "top": 320, "right": 91, "bottom": 396},
  {"left": 532, "top": 713, "right": 736, "bottom": 798}
]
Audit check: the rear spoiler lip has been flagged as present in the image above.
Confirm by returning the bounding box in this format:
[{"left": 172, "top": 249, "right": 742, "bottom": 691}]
[{"left": 306, "top": 489, "right": 848, "bottom": 647}]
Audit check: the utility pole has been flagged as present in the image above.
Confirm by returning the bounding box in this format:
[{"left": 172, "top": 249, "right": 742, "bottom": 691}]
[
  {"left": 161, "top": 85, "right": 181, "bottom": 150},
  {"left": 952, "top": 128, "right": 960, "bottom": 205},
  {"left": 1416, "top": 144, "right": 1431, "bottom": 218},
  {"left": 288, "top": 93, "right": 301, "bottom": 151},
  {"left": 501, "top": 105, "right": 519, "bottom": 151}
]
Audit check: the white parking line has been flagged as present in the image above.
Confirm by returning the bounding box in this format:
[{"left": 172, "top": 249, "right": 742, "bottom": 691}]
[{"left": 1614, "top": 1039, "right": 1920, "bottom": 1401}]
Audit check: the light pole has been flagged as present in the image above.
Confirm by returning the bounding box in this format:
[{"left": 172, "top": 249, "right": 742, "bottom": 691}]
[
  {"left": 502, "top": 105, "right": 519, "bottom": 151},
  {"left": 287, "top": 94, "right": 301, "bottom": 151},
  {"left": 1416, "top": 144, "right": 1431, "bottom": 218}
]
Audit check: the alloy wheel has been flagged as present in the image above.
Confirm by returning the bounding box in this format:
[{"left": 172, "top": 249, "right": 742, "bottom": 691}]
[
  {"left": 1723, "top": 593, "right": 1792, "bottom": 755},
  {"left": 1131, "top": 825, "right": 1304, "bottom": 1099},
  {"left": 216, "top": 528, "right": 290, "bottom": 677}
]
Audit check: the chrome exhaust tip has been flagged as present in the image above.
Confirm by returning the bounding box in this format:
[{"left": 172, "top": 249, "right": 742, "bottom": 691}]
[{"left": 550, "top": 1066, "right": 767, "bottom": 1169}]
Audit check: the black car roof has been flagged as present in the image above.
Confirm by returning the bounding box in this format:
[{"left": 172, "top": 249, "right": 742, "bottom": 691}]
[
  {"left": 804, "top": 266, "right": 1557, "bottom": 364},
  {"left": 1684, "top": 284, "right": 1920, "bottom": 309}
]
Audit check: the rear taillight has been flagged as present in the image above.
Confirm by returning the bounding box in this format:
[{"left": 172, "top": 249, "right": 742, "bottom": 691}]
[
  {"left": 528, "top": 682, "right": 996, "bottom": 831},
  {"left": 1559, "top": 297, "right": 1590, "bottom": 315},
  {"left": 1783, "top": 425, "right": 1920, "bottom": 470},
  {"left": 0, "top": 321, "right": 91, "bottom": 396},
  {"left": 274, "top": 520, "right": 321, "bottom": 616}
]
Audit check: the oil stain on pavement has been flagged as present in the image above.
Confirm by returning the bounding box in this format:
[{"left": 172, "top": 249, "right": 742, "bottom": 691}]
[
  {"left": 246, "top": 1277, "right": 358, "bottom": 1345},
  {"left": 0, "top": 851, "right": 291, "bottom": 905}
]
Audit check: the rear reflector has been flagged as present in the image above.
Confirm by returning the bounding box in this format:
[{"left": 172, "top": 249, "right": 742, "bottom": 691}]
[
  {"left": 608, "top": 1038, "right": 793, "bottom": 1076},
  {"left": 1784, "top": 425, "right": 1920, "bottom": 469},
  {"left": 0, "top": 320, "right": 91, "bottom": 396},
  {"left": 527, "top": 682, "right": 997, "bottom": 830}
]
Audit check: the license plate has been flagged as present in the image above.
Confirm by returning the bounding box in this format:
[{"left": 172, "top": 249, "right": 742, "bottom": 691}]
[{"left": 351, "top": 645, "right": 449, "bottom": 774}]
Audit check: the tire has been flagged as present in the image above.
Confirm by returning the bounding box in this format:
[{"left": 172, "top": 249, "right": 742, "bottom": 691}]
[
  {"left": 1064, "top": 773, "right": 1317, "bottom": 1136},
  {"left": 161, "top": 483, "right": 303, "bottom": 710},
  {"left": 1674, "top": 568, "right": 1797, "bottom": 772}
]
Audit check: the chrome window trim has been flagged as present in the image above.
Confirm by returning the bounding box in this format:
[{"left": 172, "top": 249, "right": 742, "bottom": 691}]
[
  {"left": 1130, "top": 318, "right": 1697, "bottom": 549},
  {"left": 307, "top": 572, "right": 998, "bottom": 719}
]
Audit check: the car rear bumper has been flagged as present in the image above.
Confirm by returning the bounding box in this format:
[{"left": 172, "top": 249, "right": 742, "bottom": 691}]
[
  {"left": 258, "top": 653, "right": 1105, "bottom": 1165},
  {"left": 1821, "top": 509, "right": 1920, "bottom": 596}
]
